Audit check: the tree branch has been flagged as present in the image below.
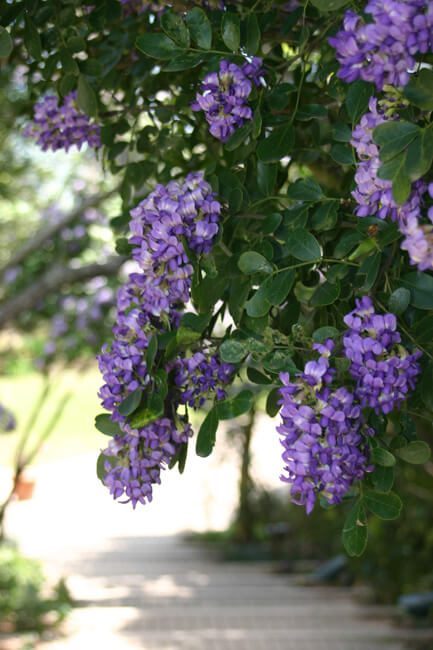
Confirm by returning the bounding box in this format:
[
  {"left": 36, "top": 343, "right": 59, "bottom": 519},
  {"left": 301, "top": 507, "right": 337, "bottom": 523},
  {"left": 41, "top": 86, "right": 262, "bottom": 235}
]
[
  {"left": 0, "top": 189, "right": 118, "bottom": 275},
  {"left": 0, "top": 256, "right": 124, "bottom": 329}
]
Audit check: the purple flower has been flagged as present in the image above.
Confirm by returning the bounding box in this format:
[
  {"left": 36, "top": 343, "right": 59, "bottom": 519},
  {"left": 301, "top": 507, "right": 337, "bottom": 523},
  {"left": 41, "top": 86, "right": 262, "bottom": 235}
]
[
  {"left": 398, "top": 183, "right": 433, "bottom": 271},
  {"left": 97, "top": 174, "right": 225, "bottom": 506},
  {"left": 192, "top": 58, "right": 264, "bottom": 142},
  {"left": 24, "top": 92, "right": 101, "bottom": 152},
  {"left": 350, "top": 99, "right": 433, "bottom": 269},
  {"left": 102, "top": 417, "right": 192, "bottom": 508},
  {"left": 0, "top": 403, "right": 16, "bottom": 432},
  {"left": 329, "top": 1, "right": 433, "bottom": 90},
  {"left": 173, "top": 349, "right": 235, "bottom": 408},
  {"left": 343, "top": 296, "right": 422, "bottom": 414},
  {"left": 277, "top": 344, "right": 371, "bottom": 514},
  {"left": 351, "top": 98, "right": 426, "bottom": 222}
]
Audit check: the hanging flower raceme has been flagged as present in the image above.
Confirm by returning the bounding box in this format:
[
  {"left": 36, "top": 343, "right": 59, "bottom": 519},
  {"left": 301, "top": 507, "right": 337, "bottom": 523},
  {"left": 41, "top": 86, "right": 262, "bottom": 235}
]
[
  {"left": 277, "top": 341, "right": 372, "bottom": 514},
  {"left": 343, "top": 296, "right": 422, "bottom": 414},
  {"left": 102, "top": 417, "right": 192, "bottom": 508},
  {"left": 40, "top": 284, "right": 115, "bottom": 368},
  {"left": 97, "top": 173, "right": 225, "bottom": 506},
  {"left": 351, "top": 99, "right": 425, "bottom": 221},
  {"left": 129, "top": 172, "right": 221, "bottom": 312},
  {"left": 0, "top": 403, "right": 16, "bottom": 432},
  {"left": 351, "top": 99, "right": 433, "bottom": 270},
  {"left": 192, "top": 58, "right": 264, "bottom": 142},
  {"left": 24, "top": 92, "right": 101, "bottom": 152},
  {"left": 329, "top": 0, "right": 433, "bottom": 91},
  {"left": 173, "top": 349, "right": 235, "bottom": 409}
]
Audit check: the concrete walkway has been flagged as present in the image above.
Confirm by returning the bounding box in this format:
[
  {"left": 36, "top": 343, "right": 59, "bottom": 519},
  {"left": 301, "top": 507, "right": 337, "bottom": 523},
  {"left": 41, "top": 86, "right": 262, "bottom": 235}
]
[{"left": 36, "top": 536, "right": 404, "bottom": 650}]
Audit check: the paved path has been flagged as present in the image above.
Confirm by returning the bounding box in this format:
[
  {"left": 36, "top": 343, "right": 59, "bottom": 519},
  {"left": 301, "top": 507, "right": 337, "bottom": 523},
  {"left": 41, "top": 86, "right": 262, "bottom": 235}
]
[
  {"left": 3, "top": 445, "right": 412, "bottom": 650},
  {"left": 37, "top": 536, "right": 403, "bottom": 650}
]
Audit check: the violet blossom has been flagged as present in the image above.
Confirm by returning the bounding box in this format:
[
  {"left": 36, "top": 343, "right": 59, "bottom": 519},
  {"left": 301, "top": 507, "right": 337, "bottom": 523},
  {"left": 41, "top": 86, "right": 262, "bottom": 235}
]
[{"left": 24, "top": 92, "right": 101, "bottom": 152}]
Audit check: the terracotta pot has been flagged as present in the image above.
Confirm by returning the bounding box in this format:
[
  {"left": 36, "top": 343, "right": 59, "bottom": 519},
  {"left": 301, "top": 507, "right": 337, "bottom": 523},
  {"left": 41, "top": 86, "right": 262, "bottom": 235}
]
[{"left": 13, "top": 477, "right": 35, "bottom": 501}]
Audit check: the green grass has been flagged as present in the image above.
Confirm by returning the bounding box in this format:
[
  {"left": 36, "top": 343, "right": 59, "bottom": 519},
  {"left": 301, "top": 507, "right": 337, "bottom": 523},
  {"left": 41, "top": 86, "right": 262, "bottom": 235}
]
[{"left": 0, "top": 368, "right": 104, "bottom": 467}]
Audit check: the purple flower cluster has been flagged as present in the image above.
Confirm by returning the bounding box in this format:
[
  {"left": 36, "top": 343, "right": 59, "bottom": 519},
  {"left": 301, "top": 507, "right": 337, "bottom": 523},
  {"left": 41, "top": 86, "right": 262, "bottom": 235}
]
[
  {"left": 351, "top": 99, "right": 433, "bottom": 270},
  {"left": 399, "top": 183, "right": 433, "bottom": 271},
  {"left": 343, "top": 297, "right": 422, "bottom": 414},
  {"left": 98, "top": 174, "right": 226, "bottom": 507},
  {"left": 40, "top": 283, "right": 115, "bottom": 368},
  {"left": 329, "top": 0, "right": 433, "bottom": 90},
  {"left": 0, "top": 403, "right": 16, "bottom": 432},
  {"left": 277, "top": 341, "right": 371, "bottom": 514},
  {"left": 174, "top": 351, "right": 235, "bottom": 408},
  {"left": 24, "top": 92, "right": 101, "bottom": 152},
  {"left": 128, "top": 172, "right": 221, "bottom": 315},
  {"left": 192, "top": 58, "right": 264, "bottom": 142},
  {"left": 103, "top": 418, "right": 192, "bottom": 507}
]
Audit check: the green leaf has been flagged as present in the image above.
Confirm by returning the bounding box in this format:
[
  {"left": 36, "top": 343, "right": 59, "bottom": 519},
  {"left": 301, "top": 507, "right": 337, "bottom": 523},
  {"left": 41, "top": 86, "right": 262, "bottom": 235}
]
[
  {"left": 405, "top": 126, "right": 433, "bottom": 181},
  {"left": 395, "top": 441, "right": 431, "bottom": 464},
  {"left": 252, "top": 108, "right": 262, "bottom": 139},
  {"left": 311, "top": 201, "right": 339, "bottom": 231},
  {"left": 401, "top": 272, "right": 433, "bottom": 310},
  {"left": 286, "top": 229, "right": 322, "bottom": 262},
  {"left": 118, "top": 388, "right": 143, "bottom": 417},
  {"left": 136, "top": 33, "right": 185, "bottom": 60},
  {"left": 246, "top": 290, "right": 270, "bottom": 318},
  {"left": 164, "top": 53, "right": 203, "bottom": 71},
  {"left": 388, "top": 287, "right": 411, "bottom": 315},
  {"left": 238, "top": 251, "right": 273, "bottom": 275},
  {"left": 371, "top": 447, "right": 396, "bottom": 467},
  {"left": 180, "top": 312, "right": 211, "bottom": 333},
  {"left": 128, "top": 393, "right": 164, "bottom": 429},
  {"left": 404, "top": 69, "right": 433, "bottom": 110},
  {"left": 311, "top": 0, "right": 351, "bottom": 10},
  {"left": 342, "top": 502, "right": 368, "bottom": 557},
  {"left": 245, "top": 13, "right": 261, "bottom": 54},
  {"left": 345, "top": 80, "right": 374, "bottom": 124},
  {"left": 95, "top": 414, "right": 123, "bottom": 437},
  {"left": 221, "top": 13, "right": 240, "bottom": 51},
  {"left": 363, "top": 490, "right": 402, "bottom": 520},
  {"left": 257, "top": 162, "right": 277, "bottom": 196},
  {"left": 96, "top": 453, "right": 113, "bottom": 482},
  {"left": 312, "top": 326, "right": 339, "bottom": 343},
  {"left": 287, "top": 178, "right": 323, "bottom": 201},
  {"left": 24, "top": 17, "right": 42, "bottom": 60},
  {"left": 161, "top": 10, "right": 190, "bottom": 47},
  {"left": 217, "top": 389, "right": 254, "bottom": 420},
  {"left": 225, "top": 122, "right": 252, "bottom": 151},
  {"left": 261, "top": 269, "right": 295, "bottom": 305},
  {"left": 186, "top": 8, "right": 212, "bottom": 50},
  {"left": 247, "top": 368, "right": 272, "bottom": 385},
  {"left": 373, "top": 121, "right": 420, "bottom": 162},
  {"left": 263, "top": 351, "right": 296, "bottom": 374},
  {"left": 196, "top": 408, "right": 219, "bottom": 457},
  {"left": 357, "top": 252, "right": 381, "bottom": 291},
  {"left": 371, "top": 466, "right": 394, "bottom": 493},
  {"left": 257, "top": 124, "right": 295, "bottom": 163},
  {"left": 311, "top": 281, "right": 340, "bottom": 307},
  {"left": 412, "top": 313, "right": 433, "bottom": 344},
  {"left": 219, "top": 339, "right": 247, "bottom": 363},
  {"left": 176, "top": 326, "right": 202, "bottom": 346},
  {"left": 377, "top": 151, "right": 411, "bottom": 204},
  {"left": 146, "top": 335, "right": 158, "bottom": 369},
  {"left": 330, "top": 143, "right": 355, "bottom": 165},
  {"left": 266, "top": 387, "right": 281, "bottom": 417},
  {"left": 0, "top": 27, "right": 13, "bottom": 58},
  {"left": 77, "top": 75, "right": 97, "bottom": 117}
]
